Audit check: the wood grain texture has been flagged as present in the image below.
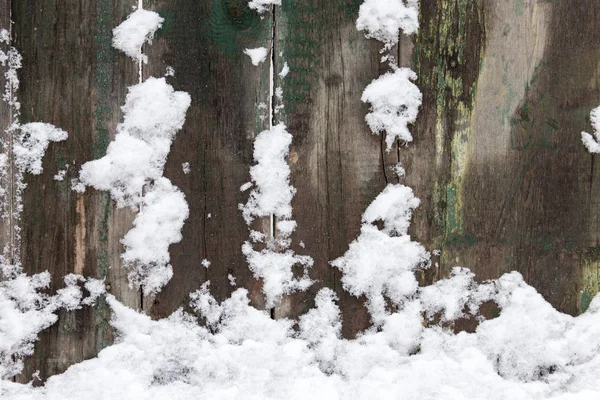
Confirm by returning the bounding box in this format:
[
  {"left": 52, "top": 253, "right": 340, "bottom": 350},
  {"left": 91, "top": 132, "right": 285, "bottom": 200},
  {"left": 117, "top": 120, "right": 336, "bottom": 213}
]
[
  {"left": 274, "top": 0, "right": 391, "bottom": 337},
  {"left": 13, "top": 0, "right": 140, "bottom": 382},
  {"left": 406, "top": 0, "right": 600, "bottom": 316},
  {"left": 0, "top": 0, "right": 12, "bottom": 258},
  {"left": 142, "top": 0, "right": 272, "bottom": 318}
]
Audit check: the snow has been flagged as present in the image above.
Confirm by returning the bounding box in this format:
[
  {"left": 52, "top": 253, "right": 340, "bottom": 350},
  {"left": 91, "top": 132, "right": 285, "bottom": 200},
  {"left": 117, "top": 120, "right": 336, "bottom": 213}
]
[
  {"left": 121, "top": 178, "right": 189, "bottom": 295},
  {"left": 362, "top": 68, "right": 422, "bottom": 151},
  {"left": 240, "top": 124, "right": 296, "bottom": 224},
  {"left": 248, "top": 0, "right": 281, "bottom": 14},
  {"left": 112, "top": 9, "right": 164, "bottom": 64},
  {"left": 332, "top": 184, "right": 429, "bottom": 323},
  {"left": 14, "top": 123, "right": 68, "bottom": 175},
  {"left": 0, "top": 270, "right": 104, "bottom": 379},
  {"left": 279, "top": 62, "right": 289, "bottom": 78},
  {"left": 78, "top": 12, "right": 192, "bottom": 295},
  {"left": 181, "top": 161, "right": 190, "bottom": 174},
  {"left": 4, "top": 275, "right": 600, "bottom": 399},
  {"left": 78, "top": 77, "right": 190, "bottom": 207},
  {"left": 356, "top": 0, "right": 419, "bottom": 49},
  {"left": 240, "top": 123, "right": 313, "bottom": 307},
  {"left": 243, "top": 47, "right": 269, "bottom": 66},
  {"left": 582, "top": 106, "right": 600, "bottom": 152}
]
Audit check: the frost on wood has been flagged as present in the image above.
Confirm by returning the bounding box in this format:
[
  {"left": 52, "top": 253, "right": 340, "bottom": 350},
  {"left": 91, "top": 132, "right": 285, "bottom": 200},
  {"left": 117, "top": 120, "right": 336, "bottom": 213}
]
[
  {"left": 248, "top": 0, "right": 281, "bottom": 14},
  {"left": 332, "top": 184, "right": 429, "bottom": 324},
  {"left": 14, "top": 123, "right": 68, "bottom": 175},
  {"left": 356, "top": 0, "right": 419, "bottom": 49},
  {"left": 582, "top": 106, "right": 600, "bottom": 152},
  {"left": 112, "top": 9, "right": 164, "bottom": 64},
  {"left": 240, "top": 124, "right": 313, "bottom": 307},
  {"left": 243, "top": 47, "right": 268, "bottom": 66},
  {"left": 362, "top": 68, "right": 422, "bottom": 151},
  {"left": 77, "top": 76, "right": 191, "bottom": 294}
]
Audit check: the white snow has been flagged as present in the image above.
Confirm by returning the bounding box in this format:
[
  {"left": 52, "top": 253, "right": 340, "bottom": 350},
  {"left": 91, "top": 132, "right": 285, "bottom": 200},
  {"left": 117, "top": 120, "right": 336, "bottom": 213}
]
[
  {"left": 356, "top": 0, "right": 419, "bottom": 49},
  {"left": 14, "top": 123, "right": 68, "bottom": 175},
  {"left": 121, "top": 178, "right": 189, "bottom": 295},
  {"left": 112, "top": 9, "right": 164, "bottom": 64},
  {"left": 4, "top": 276, "right": 600, "bottom": 399},
  {"left": 332, "top": 184, "right": 428, "bottom": 323},
  {"left": 362, "top": 68, "right": 422, "bottom": 151},
  {"left": 77, "top": 76, "right": 191, "bottom": 294},
  {"left": 248, "top": 0, "right": 281, "bottom": 14},
  {"left": 181, "top": 161, "right": 190, "bottom": 174},
  {"left": 79, "top": 77, "right": 190, "bottom": 207},
  {"left": 240, "top": 123, "right": 313, "bottom": 307},
  {"left": 240, "top": 124, "right": 296, "bottom": 224},
  {"left": 0, "top": 271, "right": 104, "bottom": 379},
  {"left": 582, "top": 106, "right": 600, "bottom": 152},
  {"left": 279, "top": 62, "right": 289, "bottom": 78},
  {"left": 243, "top": 47, "right": 269, "bottom": 66}
]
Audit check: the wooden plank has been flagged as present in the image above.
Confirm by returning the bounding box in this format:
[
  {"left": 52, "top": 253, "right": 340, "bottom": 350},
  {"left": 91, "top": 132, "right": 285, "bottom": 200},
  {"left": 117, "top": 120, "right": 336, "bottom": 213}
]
[
  {"left": 13, "top": 0, "right": 140, "bottom": 382},
  {"left": 0, "top": 0, "right": 12, "bottom": 257},
  {"left": 274, "top": 0, "right": 388, "bottom": 337},
  {"left": 406, "top": 0, "right": 600, "bottom": 316},
  {"left": 142, "top": 0, "right": 272, "bottom": 318}
]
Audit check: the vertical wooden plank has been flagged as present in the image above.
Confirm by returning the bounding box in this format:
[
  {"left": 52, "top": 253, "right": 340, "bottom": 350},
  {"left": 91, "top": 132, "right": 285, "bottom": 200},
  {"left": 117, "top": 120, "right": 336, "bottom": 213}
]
[
  {"left": 406, "top": 0, "right": 600, "bottom": 316},
  {"left": 13, "top": 0, "right": 140, "bottom": 381},
  {"left": 274, "top": 0, "right": 387, "bottom": 337},
  {"left": 141, "top": 0, "right": 272, "bottom": 317},
  {"left": 0, "top": 0, "right": 12, "bottom": 257}
]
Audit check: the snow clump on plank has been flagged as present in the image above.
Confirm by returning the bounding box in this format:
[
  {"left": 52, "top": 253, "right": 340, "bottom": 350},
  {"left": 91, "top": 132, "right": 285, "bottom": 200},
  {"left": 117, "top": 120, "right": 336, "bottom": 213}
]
[
  {"left": 356, "top": 0, "right": 419, "bottom": 49},
  {"left": 112, "top": 8, "right": 164, "bottom": 64},
  {"left": 77, "top": 70, "right": 190, "bottom": 292},
  {"left": 240, "top": 123, "right": 312, "bottom": 307},
  {"left": 361, "top": 68, "right": 422, "bottom": 151},
  {"left": 14, "top": 123, "right": 68, "bottom": 175},
  {"left": 332, "top": 184, "right": 429, "bottom": 324},
  {"left": 582, "top": 105, "right": 600, "bottom": 152},
  {"left": 0, "top": 272, "right": 104, "bottom": 379},
  {"left": 78, "top": 77, "right": 190, "bottom": 207},
  {"left": 243, "top": 47, "right": 269, "bottom": 66},
  {"left": 248, "top": 0, "right": 281, "bottom": 14}
]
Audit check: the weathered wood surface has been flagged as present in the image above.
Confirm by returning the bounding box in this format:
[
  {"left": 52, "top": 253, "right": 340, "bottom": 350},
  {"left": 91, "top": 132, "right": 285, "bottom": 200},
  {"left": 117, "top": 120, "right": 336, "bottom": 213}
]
[
  {"left": 1, "top": 0, "right": 599, "bottom": 382},
  {"left": 405, "top": 0, "right": 600, "bottom": 316},
  {"left": 12, "top": 0, "right": 140, "bottom": 382}
]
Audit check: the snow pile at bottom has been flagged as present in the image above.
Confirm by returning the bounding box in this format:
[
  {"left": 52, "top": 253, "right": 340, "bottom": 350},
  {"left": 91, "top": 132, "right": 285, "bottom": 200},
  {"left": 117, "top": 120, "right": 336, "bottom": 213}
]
[{"left": 3, "top": 271, "right": 600, "bottom": 400}]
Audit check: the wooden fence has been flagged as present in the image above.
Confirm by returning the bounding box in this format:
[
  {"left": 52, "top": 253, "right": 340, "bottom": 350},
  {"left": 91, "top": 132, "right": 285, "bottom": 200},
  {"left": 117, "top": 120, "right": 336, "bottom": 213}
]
[{"left": 1, "top": 0, "right": 599, "bottom": 382}]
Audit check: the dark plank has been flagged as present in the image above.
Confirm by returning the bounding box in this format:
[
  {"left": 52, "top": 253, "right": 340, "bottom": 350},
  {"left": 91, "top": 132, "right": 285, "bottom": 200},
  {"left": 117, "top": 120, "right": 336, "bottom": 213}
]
[
  {"left": 0, "top": 0, "right": 12, "bottom": 256},
  {"left": 142, "top": 0, "right": 272, "bottom": 318},
  {"left": 274, "top": 0, "right": 390, "bottom": 337},
  {"left": 13, "top": 0, "right": 140, "bottom": 381}
]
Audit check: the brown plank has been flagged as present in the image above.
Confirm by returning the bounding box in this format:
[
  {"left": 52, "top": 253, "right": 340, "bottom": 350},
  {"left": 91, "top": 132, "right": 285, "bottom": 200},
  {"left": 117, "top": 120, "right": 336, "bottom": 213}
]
[
  {"left": 406, "top": 0, "right": 600, "bottom": 315},
  {"left": 274, "top": 0, "right": 390, "bottom": 337},
  {"left": 142, "top": 0, "right": 272, "bottom": 318},
  {"left": 13, "top": 0, "right": 140, "bottom": 382},
  {"left": 0, "top": 0, "right": 13, "bottom": 257}
]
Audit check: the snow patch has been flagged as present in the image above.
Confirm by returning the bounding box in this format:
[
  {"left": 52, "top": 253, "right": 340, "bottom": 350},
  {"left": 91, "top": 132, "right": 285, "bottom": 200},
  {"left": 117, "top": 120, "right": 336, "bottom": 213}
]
[
  {"left": 112, "top": 9, "right": 164, "bottom": 64},
  {"left": 243, "top": 47, "right": 269, "bottom": 66}
]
